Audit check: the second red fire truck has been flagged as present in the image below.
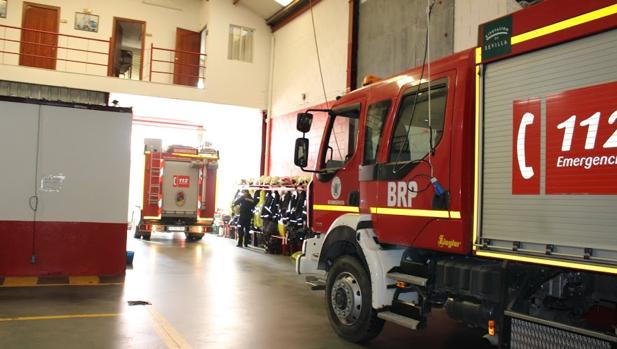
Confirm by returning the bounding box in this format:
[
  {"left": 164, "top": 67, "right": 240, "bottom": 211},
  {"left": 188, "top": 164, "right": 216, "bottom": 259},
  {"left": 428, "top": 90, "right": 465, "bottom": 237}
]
[{"left": 136, "top": 139, "right": 218, "bottom": 241}]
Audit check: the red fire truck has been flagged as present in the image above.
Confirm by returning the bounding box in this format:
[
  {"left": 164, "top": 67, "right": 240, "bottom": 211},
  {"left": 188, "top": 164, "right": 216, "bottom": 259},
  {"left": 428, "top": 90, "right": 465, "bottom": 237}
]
[
  {"left": 294, "top": 1, "right": 617, "bottom": 347},
  {"left": 136, "top": 139, "right": 218, "bottom": 241}
]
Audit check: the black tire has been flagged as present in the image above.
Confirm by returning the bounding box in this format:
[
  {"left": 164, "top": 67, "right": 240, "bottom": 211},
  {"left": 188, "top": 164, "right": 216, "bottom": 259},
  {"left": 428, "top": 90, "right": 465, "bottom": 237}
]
[
  {"left": 142, "top": 233, "right": 151, "bottom": 241},
  {"left": 134, "top": 220, "right": 144, "bottom": 239},
  {"left": 185, "top": 234, "right": 203, "bottom": 242},
  {"left": 325, "top": 255, "right": 384, "bottom": 343}
]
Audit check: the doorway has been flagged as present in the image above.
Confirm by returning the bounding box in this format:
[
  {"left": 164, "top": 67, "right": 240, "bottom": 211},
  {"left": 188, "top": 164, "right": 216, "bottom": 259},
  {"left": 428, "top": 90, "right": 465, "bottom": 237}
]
[
  {"left": 19, "top": 2, "right": 60, "bottom": 69},
  {"left": 109, "top": 17, "right": 146, "bottom": 80},
  {"left": 174, "top": 28, "right": 202, "bottom": 87}
]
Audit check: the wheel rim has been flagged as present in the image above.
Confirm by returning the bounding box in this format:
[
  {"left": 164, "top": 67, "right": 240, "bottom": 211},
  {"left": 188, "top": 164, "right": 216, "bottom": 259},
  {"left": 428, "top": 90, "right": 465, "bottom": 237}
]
[{"left": 331, "top": 271, "right": 362, "bottom": 325}]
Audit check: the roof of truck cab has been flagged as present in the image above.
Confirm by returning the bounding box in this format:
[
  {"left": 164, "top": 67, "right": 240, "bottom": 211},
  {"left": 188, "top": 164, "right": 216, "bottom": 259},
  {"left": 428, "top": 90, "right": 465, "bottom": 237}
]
[{"left": 335, "top": 48, "right": 476, "bottom": 105}]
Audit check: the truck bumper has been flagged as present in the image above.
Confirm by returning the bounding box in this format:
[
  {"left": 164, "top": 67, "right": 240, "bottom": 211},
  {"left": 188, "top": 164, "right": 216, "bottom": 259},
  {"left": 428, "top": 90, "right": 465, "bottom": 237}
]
[
  {"left": 138, "top": 223, "right": 210, "bottom": 234},
  {"left": 295, "top": 236, "right": 325, "bottom": 276}
]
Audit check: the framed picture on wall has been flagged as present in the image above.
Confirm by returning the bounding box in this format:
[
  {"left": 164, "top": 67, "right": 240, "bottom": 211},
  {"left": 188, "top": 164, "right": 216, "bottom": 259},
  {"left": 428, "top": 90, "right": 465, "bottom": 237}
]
[
  {"left": 74, "top": 12, "right": 99, "bottom": 32},
  {"left": 0, "top": 0, "right": 7, "bottom": 19}
]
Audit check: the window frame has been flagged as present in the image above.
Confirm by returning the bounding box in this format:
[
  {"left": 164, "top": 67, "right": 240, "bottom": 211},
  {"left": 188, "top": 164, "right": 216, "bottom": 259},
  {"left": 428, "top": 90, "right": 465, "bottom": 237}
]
[
  {"left": 362, "top": 99, "right": 392, "bottom": 165},
  {"left": 387, "top": 79, "right": 449, "bottom": 165},
  {"left": 319, "top": 103, "right": 362, "bottom": 171},
  {"left": 227, "top": 24, "right": 254, "bottom": 63}
]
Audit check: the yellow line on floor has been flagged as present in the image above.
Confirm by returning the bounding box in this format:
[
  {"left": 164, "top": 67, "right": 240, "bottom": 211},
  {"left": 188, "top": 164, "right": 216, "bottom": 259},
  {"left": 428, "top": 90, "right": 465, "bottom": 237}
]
[
  {"left": 147, "top": 306, "right": 193, "bottom": 349},
  {"left": 0, "top": 282, "right": 123, "bottom": 288},
  {"left": 69, "top": 276, "right": 100, "bottom": 285},
  {"left": 0, "top": 313, "right": 120, "bottom": 322},
  {"left": 0, "top": 276, "right": 124, "bottom": 287},
  {"left": 2, "top": 277, "right": 38, "bottom": 287}
]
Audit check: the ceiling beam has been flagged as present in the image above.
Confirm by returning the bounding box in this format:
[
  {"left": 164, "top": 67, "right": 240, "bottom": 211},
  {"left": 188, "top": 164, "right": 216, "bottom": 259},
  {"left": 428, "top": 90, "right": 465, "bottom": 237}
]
[{"left": 267, "top": 0, "right": 322, "bottom": 32}]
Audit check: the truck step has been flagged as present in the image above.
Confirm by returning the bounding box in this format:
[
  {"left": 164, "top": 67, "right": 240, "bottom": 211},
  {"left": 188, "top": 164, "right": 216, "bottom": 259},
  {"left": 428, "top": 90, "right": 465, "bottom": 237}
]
[
  {"left": 377, "top": 311, "right": 421, "bottom": 330},
  {"left": 387, "top": 272, "right": 428, "bottom": 287},
  {"left": 305, "top": 276, "right": 326, "bottom": 291}
]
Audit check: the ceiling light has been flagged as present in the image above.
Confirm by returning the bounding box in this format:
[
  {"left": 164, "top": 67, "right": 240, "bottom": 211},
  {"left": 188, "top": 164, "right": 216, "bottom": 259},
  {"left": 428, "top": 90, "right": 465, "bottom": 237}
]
[{"left": 275, "top": 0, "right": 293, "bottom": 6}]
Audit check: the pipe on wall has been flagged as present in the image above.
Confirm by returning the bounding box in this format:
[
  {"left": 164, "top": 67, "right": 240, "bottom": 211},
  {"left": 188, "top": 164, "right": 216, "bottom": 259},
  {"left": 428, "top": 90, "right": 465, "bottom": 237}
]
[{"left": 264, "top": 34, "right": 276, "bottom": 175}]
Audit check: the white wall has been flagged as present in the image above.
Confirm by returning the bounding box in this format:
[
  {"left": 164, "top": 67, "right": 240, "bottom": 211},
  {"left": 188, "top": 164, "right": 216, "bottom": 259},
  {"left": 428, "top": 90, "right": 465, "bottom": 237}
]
[
  {"left": 267, "top": 0, "right": 520, "bottom": 116},
  {"left": 199, "top": 0, "right": 210, "bottom": 29},
  {"left": 454, "top": 0, "right": 521, "bottom": 52},
  {"left": 0, "top": 63, "right": 221, "bottom": 103},
  {"left": 202, "top": 0, "right": 271, "bottom": 110},
  {"left": 270, "top": 0, "right": 349, "bottom": 117}
]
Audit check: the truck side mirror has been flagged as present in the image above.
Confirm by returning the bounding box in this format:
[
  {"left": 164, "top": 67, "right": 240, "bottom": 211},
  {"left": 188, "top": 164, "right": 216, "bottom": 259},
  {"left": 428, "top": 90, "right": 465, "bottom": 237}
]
[
  {"left": 294, "top": 138, "right": 309, "bottom": 168},
  {"left": 297, "top": 113, "right": 313, "bottom": 133}
]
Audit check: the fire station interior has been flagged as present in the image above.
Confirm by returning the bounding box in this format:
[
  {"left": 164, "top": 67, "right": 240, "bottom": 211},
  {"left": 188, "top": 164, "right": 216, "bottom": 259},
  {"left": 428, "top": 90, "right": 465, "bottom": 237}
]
[{"left": 2, "top": 0, "right": 617, "bottom": 348}]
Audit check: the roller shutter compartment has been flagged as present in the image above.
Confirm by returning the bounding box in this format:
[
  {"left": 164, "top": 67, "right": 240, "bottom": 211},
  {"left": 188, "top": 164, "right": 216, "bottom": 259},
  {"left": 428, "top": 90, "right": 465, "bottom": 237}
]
[{"left": 478, "top": 28, "right": 617, "bottom": 265}]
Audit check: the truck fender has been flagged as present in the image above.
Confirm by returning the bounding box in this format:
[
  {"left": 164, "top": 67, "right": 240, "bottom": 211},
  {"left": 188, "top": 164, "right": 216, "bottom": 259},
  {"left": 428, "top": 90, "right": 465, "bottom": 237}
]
[
  {"left": 296, "top": 213, "right": 361, "bottom": 276},
  {"left": 355, "top": 216, "right": 405, "bottom": 309},
  {"left": 296, "top": 234, "right": 325, "bottom": 276},
  {"left": 296, "top": 213, "right": 404, "bottom": 309}
]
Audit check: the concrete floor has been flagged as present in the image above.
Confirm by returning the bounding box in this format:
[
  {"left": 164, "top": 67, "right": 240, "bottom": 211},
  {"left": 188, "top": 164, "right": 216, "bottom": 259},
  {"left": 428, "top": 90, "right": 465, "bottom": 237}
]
[{"left": 0, "top": 233, "right": 491, "bottom": 349}]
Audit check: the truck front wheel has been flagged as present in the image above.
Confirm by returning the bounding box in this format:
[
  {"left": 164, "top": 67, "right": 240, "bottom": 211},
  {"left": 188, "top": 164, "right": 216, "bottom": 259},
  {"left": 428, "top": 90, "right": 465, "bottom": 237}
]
[{"left": 325, "top": 256, "right": 384, "bottom": 343}]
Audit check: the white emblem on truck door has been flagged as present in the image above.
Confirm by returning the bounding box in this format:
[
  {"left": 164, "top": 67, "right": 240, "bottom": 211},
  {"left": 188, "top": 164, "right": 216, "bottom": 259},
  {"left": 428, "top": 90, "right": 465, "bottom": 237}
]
[
  {"left": 331, "top": 176, "right": 342, "bottom": 199},
  {"left": 387, "top": 181, "right": 418, "bottom": 208},
  {"left": 517, "top": 112, "right": 536, "bottom": 179}
]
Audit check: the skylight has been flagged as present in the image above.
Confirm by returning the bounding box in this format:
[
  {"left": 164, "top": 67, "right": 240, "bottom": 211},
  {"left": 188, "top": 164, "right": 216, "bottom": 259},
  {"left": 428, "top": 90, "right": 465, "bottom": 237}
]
[{"left": 274, "top": 0, "right": 293, "bottom": 6}]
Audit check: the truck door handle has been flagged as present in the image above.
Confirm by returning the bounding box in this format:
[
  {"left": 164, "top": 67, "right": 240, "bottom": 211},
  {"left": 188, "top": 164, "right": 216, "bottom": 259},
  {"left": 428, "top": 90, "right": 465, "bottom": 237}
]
[
  {"left": 29, "top": 195, "right": 39, "bottom": 212},
  {"left": 348, "top": 191, "right": 360, "bottom": 206}
]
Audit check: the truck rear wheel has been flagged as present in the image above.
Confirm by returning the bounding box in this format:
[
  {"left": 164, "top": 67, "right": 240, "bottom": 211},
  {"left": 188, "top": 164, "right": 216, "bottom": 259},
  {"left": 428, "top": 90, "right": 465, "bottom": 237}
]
[
  {"left": 134, "top": 220, "right": 144, "bottom": 239},
  {"left": 142, "top": 233, "right": 151, "bottom": 241},
  {"left": 325, "top": 256, "right": 384, "bottom": 343}
]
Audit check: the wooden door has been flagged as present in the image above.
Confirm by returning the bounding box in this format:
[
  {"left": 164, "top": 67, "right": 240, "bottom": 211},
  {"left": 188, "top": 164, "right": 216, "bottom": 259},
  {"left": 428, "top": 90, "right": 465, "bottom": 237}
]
[
  {"left": 20, "top": 3, "right": 59, "bottom": 69},
  {"left": 173, "top": 28, "right": 201, "bottom": 87},
  {"left": 109, "top": 18, "right": 146, "bottom": 79},
  {"left": 108, "top": 22, "right": 123, "bottom": 77}
]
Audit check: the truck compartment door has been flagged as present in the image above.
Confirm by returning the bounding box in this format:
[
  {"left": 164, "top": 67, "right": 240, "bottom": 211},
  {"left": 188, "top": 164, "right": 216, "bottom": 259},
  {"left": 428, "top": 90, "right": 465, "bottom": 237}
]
[{"left": 477, "top": 27, "right": 617, "bottom": 267}]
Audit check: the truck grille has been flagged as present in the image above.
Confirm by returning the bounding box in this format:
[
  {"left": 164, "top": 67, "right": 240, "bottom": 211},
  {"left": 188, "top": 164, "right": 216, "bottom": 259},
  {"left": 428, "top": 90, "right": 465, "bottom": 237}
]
[{"left": 510, "top": 318, "right": 612, "bottom": 349}]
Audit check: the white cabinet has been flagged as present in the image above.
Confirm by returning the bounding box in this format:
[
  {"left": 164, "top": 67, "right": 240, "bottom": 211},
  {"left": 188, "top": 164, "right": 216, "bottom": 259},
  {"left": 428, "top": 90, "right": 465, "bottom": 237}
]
[{"left": 0, "top": 98, "right": 132, "bottom": 276}]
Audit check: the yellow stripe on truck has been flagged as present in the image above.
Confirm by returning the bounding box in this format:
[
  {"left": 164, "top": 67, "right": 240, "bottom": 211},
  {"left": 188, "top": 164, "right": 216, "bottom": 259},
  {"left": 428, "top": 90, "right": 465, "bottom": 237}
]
[
  {"left": 313, "top": 205, "right": 461, "bottom": 219},
  {"left": 472, "top": 64, "right": 481, "bottom": 250},
  {"left": 371, "top": 207, "right": 461, "bottom": 219},
  {"left": 475, "top": 250, "right": 617, "bottom": 275},
  {"left": 312, "top": 205, "right": 360, "bottom": 213},
  {"left": 511, "top": 4, "right": 617, "bottom": 45}
]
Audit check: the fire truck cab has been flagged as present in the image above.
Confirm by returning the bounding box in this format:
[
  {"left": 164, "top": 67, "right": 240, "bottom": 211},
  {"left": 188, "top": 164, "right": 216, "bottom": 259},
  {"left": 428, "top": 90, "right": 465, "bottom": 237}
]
[{"left": 294, "top": 1, "right": 617, "bottom": 347}]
